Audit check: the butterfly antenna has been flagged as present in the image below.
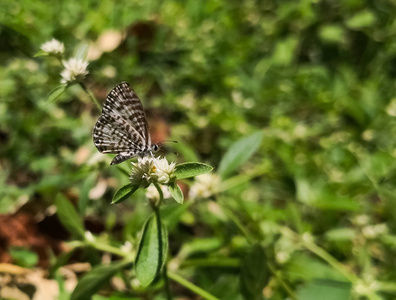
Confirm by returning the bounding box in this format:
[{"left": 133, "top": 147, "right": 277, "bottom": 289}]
[{"left": 163, "top": 140, "right": 178, "bottom": 144}]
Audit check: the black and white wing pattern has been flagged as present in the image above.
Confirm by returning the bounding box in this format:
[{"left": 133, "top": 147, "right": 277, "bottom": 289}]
[{"left": 93, "top": 82, "right": 153, "bottom": 165}]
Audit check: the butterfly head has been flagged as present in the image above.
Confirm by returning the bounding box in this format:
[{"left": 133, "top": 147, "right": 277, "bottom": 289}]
[{"left": 152, "top": 144, "right": 160, "bottom": 153}]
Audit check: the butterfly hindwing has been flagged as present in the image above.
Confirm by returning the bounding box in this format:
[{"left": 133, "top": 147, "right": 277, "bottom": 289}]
[
  {"left": 102, "top": 82, "right": 151, "bottom": 147},
  {"left": 93, "top": 82, "right": 153, "bottom": 165}
]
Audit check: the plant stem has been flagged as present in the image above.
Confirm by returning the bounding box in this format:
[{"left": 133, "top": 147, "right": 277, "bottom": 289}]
[
  {"left": 163, "top": 264, "right": 172, "bottom": 300},
  {"left": 79, "top": 82, "right": 101, "bottom": 111},
  {"left": 167, "top": 270, "right": 220, "bottom": 300},
  {"left": 152, "top": 183, "right": 172, "bottom": 300}
]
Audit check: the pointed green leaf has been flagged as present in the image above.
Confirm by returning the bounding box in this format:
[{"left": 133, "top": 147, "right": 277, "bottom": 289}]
[
  {"left": 218, "top": 131, "right": 264, "bottom": 178},
  {"left": 79, "top": 172, "right": 97, "bottom": 215},
  {"left": 34, "top": 50, "right": 49, "bottom": 57},
  {"left": 168, "top": 184, "right": 184, "bottom": 204},
  {"left": 135, "top": 214, "right": 168, "bottom": 287},
  {"left": 240, "top": 244, "right": 270, "bottom": 300},
  {"left": 174, "top": 162, "right": 213, "bottom": 179},
  {"left": 55, "top": 194, "right": 85, "bottom": 238},
  {"left": 297, "top": 279, "right": 351, "bottom": 300},
  {"left": 71, "top": 260, "right": 131, "bottom": 300},
  {"left": 111, "top": 184, "right": 139, "bottom": 204},
  {"left": 48, "top": 84, "right": 67, "bottom": 103}
]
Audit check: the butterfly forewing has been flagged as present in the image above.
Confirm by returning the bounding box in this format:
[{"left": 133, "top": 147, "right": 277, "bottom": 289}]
[{"left": 93, "top": 82, "right": 152, "bottom": 164}]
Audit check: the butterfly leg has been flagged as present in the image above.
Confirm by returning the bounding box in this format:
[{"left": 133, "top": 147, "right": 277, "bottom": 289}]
[{"left": 110, "top": 154, "right": 132, "bottom": 165}]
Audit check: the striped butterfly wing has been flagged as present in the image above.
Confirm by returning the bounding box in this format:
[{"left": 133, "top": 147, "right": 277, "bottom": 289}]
[{"left": 93, "top": 82, "right": 151, "bottom": 165}]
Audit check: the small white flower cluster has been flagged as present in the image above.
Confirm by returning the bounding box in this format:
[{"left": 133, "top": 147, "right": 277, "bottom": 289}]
[
  {"left": 188, "top": 173, "right": 220, "bottom": 200},
  {"left": 60, "top": 58, "right": 89, "bottom": 84},
  {"left": 361, "top": 223, "right": 389, "bottom": 239},
  {"left": 39, "top": 38, "right": 89, "bottom": 84},
  {"left": 130, "top": 156, "right": 176, "bottom": 188},
  {"left": 40, "top": 38, "right": 64, "bottom": 55}
]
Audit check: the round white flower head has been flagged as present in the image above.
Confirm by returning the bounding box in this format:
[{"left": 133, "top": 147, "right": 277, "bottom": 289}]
[
  {"left": 189, "top": 173, "right": 220, "bottom": 200},
  {"left": 40, "top": 38, "right": 64, "bottom": 55},
  {"left": 152, "top": 157, "right": 176, "bottom": 184},
  {"left": 130, "top": 156, "right": 176, "bottom": 187},
  {"left": 146, "top": 184, "right": 172, "bottom": 201},
  {"left": 60, "top": 58, "right": 89, "bottom": 84}
]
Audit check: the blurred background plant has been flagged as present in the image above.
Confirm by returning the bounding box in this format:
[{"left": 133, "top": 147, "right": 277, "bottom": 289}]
[{"left": 2, "top": 0, "right": 396, "bottom": 299}]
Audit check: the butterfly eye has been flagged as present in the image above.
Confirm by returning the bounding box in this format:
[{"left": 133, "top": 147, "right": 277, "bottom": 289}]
[{"left": 153, "top": 144, "right": 159, "bottom": 152}]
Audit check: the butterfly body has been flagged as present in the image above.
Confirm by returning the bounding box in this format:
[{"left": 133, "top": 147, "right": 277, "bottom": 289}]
[{"left": 93, "top": 82, "right": 158, "bottom": 165}]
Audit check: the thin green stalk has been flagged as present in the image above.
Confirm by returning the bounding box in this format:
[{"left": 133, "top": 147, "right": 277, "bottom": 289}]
[
  {"left": 86, "top": 240, "right": 129, "bottom": 258},
  {"left": 79, "top": 82, "right": 101, "bottom": 111},
  {"left": 152, "top": 183, "right": 172, "bottom": 300},
  {"left": 217, "top": 198, "right": 255, "bottom": 244},
  {"left": 181, "top": 257, "right": 240, "bottom": 268},
  {"left": 167, "top": 270, "right": 220, "bottom": 300},
  {"left": 163, "top": 264, "right": 172, "bottom": 300}
]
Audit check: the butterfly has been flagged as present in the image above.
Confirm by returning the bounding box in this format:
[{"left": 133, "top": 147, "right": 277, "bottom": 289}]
[{"left": 93, "top": 82, "right": 159, "bottom": 165}]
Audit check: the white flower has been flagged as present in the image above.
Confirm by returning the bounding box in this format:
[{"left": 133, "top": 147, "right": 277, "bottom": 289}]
[
  {"left": 146, "top": 184, "right": 172, "bottom": 200},
  {"left": 362, "top": 223, "right": 389, "bottom": 239},
  {"left": 40, "top": 38, "right": 64, "bottom": 55},
  {"left": 120, "top": 241, "right": 132, "bottom": 253},
  {"left": 60, "top": 58, "right": 89, "bottom": 83},
  {"left": 130, "top": 156, "right": 175, "bottom": 187},
  {"left": 189, "top": 173, "right": 220, "bottom": 200},
  {"left": 152, "top": 157, "right": 176, "bottom": 184}
]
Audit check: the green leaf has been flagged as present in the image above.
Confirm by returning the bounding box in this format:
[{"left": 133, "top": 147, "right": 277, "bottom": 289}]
[
  {"left": 9, "top": 247, "right": 38, "bottom": 268},
  {"left": 71, "top": 260, "right": 131, "bottom": 300},
  {"left": 135, "top": 214, "right": 168, "bottom": 287},
  {"left": 48, "top": 84, "right": 67, "bottom": 103},
  {"left": 168, "top": 184, "right": 184, "bottom": 204},
  {"left": 79, "top": 172, "right": 97, "bottom": 215},
  {"left": 240, "top": 244, "right": 270, "bottom": 300},
  {"left": 55, "top": 194, "right": 85, "bottom": 238},
  {"left": 297, "top": 279, "right": 351, "bottom": 300},
  {"left": 346, "top": 10, "right": 376, "bottom": 29},
  {"left": 74, "top": 42, "right": 90, "bottom": 60},
  {"left": 218, "top": 131, "right": 263, "bottom": 178},
  {"left": 174, "top": 162, "right": 213, "bottom": 179},
  {"left": 111, "top": 184, "right": 139, "bottom": 204},
  {"left": 34, "top": 50, "right": 49, "bottom": 57}
]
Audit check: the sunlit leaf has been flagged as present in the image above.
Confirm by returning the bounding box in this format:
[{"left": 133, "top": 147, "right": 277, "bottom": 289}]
[
  {"left": 174, "top": 162, "right": 213, "bottom": 179},
  {"left": 168, "top": 183, "right": 184, "bottom": 204},
  {"left": 219, "top": 131, "right": 264, "bottom": 178}
]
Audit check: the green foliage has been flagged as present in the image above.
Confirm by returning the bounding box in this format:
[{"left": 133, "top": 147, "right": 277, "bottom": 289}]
[
  {"left": 135, "top": 214, "right": 168, "bottom": 287},
  {"left": 71, "top": 260, "right": 131, "bottom": 300},
  {"left": 9, "top": 247, "right": 39, "bottom": 268},
  {"left": 55, "top": 194, "right": 85, "bottom": 238},
  {"left": 111, "top": 184, "right": 140, "bottom": 204},
  {"left": 168, "top": 183, "right": 184, "bottom": 204},
  {"left": 240, "top": 244, "right": 270, "bottom": 300},
  {"left": 174, "top": 162, "right": 213, "bottom": 179},
  {"left": 47, "top": 84, "right": 68, "bottom": 102},
  {"left": 297, "top": 279, "right": 351, "bottom": 300},
  {"left": 218, "top": 131, "right": 263, "bottom": 178},
  {"left": 3, "top": 0, "right": 396, "bottom": 299}
]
